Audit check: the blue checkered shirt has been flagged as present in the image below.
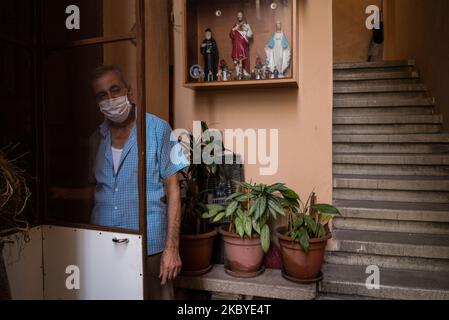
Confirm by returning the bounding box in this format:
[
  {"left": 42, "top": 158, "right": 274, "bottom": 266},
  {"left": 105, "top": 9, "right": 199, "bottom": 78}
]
[{"left": 89, "top": 113, "right": 189, "bottom": 255}]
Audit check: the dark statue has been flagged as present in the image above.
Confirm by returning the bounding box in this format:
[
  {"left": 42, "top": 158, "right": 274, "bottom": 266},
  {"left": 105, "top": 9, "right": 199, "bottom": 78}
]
[{"left": 201, "top": 28, "right": 219, "bottom": 81}]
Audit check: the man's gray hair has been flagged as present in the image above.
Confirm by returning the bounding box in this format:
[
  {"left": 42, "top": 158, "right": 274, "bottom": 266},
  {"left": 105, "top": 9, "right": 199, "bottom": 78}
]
[{"left": 91, "top": 65, "right": 129, "bottom": 88}]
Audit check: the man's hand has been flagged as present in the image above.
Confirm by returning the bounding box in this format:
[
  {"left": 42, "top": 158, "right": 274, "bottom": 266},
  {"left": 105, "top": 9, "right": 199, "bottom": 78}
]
[{"left": 159, "top": 247, "right": 182, "bottom": 285}]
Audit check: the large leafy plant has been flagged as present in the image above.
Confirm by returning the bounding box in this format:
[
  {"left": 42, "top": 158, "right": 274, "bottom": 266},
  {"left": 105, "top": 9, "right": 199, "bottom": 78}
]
[
  {"left": 287, "top": 192, "right": 341, "bottom": 252},
  {"left": 204, "top": 182, "right": 300, "bottom": 253},
  {"left": 179, "top": 122, "right": 227, "bottom": 235}
]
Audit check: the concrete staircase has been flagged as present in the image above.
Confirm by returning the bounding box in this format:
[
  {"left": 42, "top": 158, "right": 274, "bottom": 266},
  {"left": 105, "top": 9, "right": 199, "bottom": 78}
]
[{"left": 319, "top": 60, "right": 449, "bottom": 300}]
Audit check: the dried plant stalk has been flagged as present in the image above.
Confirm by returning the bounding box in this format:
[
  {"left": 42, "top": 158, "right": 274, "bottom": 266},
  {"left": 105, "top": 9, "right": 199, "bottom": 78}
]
[{"left": 0, "top": 147, "right": 31, "bottom": 240}]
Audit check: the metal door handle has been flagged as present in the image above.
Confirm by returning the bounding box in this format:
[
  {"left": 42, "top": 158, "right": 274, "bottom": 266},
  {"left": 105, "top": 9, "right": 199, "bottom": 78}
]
[{"left": 112, "top": 238, "right": 129, "bottom": 244}]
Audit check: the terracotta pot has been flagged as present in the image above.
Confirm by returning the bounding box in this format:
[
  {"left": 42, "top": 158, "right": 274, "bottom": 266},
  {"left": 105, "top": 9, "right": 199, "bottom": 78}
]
[
  {"left": 180, "top": 229, "right": 217, "bottom": 275},
  {"left": 276, "top": 226, "right": 331, "bottom": 281},
  {"left": 218, "top": 226, "right": 264, "bottom": 274}
]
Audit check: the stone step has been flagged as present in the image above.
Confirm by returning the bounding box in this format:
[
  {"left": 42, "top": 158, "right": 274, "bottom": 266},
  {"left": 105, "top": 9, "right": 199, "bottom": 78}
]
[
  {"left": 333, "top": 217, "right": 449, "bottom": 235},
  {"left": 335, "top": 78, "right": 421, "bottom": 86},
  {"left": 325, "top": 251, "right": 449, "bottom": 273},
  {"left": 333, "top": 199, "right": 449, "bottom": 223},
  {"left": 328, "top": 229, "right": 449, "bottom": 259},
  {"left": 333, "top": 163, "right": 449, "bottom": 177},
  {"left": 334, "top": 106, "right": 434, "bottom": 117},
  {"left": 334, "top": 143, "right": 449, "bottom": 154},
  {"left": 334, "top": 153, "right": 449, "bottom": 166},
  {"left": 333, "top": 134, "right": 449, "bottom": 144},
  {"left": 333, "top": 115, "right": 442, "bottom": 125},
  {"left": 334, "top": 79, "right": 427, "bottom": 94},
  {"left": 334, "top": 60, "right": 415, "bottom": 70},
  {"left": 320, "top": 264, "right": 449, "bottom": 300},
  {"left": 334, "top": 83, "right": 427, "bottom": 94},
  {"left": 335, "top": 92, "right": 427, "bottom": 101},
  {"left": 334, "top": 188, "right": 449, "bottom": 203},
  {"left": 334, "top": 70, "right": 419, "bottom": 81},
  {"left": 175, "top": 264, "right": 316, "bottom": 300},
  {"left": 334, "top": 124, "right": 442, "bottom": 135},
  {"left": 316, "top": 293, "right": 381, "bottom": 300},
  {"left": 334, "top": 97, "right": 434, "bottom": 108},
  {"left": 334, "top": 175, "right": 449, "bottom": 192}
]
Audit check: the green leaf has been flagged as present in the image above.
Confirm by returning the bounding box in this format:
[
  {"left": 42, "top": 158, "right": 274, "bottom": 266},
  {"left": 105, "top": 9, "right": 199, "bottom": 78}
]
[
  {"left": 236, "top": 194, "right": 249, "bottom": 202},
  {"left": 293, "top": 215, "right": 304, "bottom": 230},
  {"left": 281, "top": 188, "right": 300, "bottom": 200},
  {"left": 299, "top": 228, "right": 310, "bottom": 252},
  {"left": 267, "top": 183, "right": 288, "bottom": 193},
  {"left": 236, "top": 208, "right": 244, "bottom": 221},
  {"left": 259, "top": 196, "right": 267, "bottom": 217},
  {"left": 320, "top": 213, "right": 333, "bottom": 225},
  {"left": 202, "top": 211, "right": 217, "bottom": 219},
  {"left": 226, "top": 192, "right": 244, "bottom": 202},
  {"left": 268, "top": 199, "right": 285, "bottom": 217},
  {"left": 249, "top": 197, "right": 260, "bottom": 217},
  {"left": 213, "top": 211, "right": 226, "bottom": 223},
  {"left": 226, "top": 201, "right": 239, "bottom": 217},
  {"left": 312, "top": 204, "right": 342, "bottom": 216},
  {"left": 252, "top": 218, "right": 261, "bottom": 235},
  {"left": 244, "top": 215, "right": 253, "bottom": 237},
  {"left": 317, "top": 224, "right": 326, "bottom": 238},
  {"left": 235, "top": 181, "right": 254, "bottom": 190},
  {"left": 261, "top": 224, "right": 271, "bottom": 253},
  {"left": 290, "top": 230, "right": 299, "bottom": 241},
  {"left": 235, "top": 217, "right": 245, "bottom": 238},
  {"left": 207, "top": 204, "right": 224, "bottom": 212}
]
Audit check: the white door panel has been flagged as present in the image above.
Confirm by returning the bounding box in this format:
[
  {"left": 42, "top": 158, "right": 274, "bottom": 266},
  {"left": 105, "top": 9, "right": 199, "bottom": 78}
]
[
  {"left": 42, "top": 225, "right": 144, "bottom": 300},
  {"left": 2, "top": 226, "right": 44, "bottom": 300}
]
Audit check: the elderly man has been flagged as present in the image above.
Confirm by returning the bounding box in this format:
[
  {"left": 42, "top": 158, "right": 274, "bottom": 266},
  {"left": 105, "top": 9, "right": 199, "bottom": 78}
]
[{"left": 87, "top": 65, "right": 188, "bottom": 299}]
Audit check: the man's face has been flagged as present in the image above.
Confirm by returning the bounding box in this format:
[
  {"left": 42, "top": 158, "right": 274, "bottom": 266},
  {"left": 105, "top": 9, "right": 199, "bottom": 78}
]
[
  {"left": 205, "top": 31, "right": 212, "bottom": 40},
  {"left": 237, "top": 12, "right": 244, "bottom": 22},
  {"left": 93, "top": 71, "right": 129, "bottom": 103}
]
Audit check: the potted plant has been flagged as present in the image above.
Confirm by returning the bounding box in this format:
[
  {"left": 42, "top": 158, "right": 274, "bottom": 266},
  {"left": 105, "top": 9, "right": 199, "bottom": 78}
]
[
  {"left": 204, "top": 181, "right": 299, "bottom": 277},
  {"left": 0, "top": 147, "right": 32, "bottom": 300},
  {"left": 179, "top": 122, "right": 227, "bottom": 276},
  {"left": 276, "top": 192, "right": 341, "bottom": 283}
]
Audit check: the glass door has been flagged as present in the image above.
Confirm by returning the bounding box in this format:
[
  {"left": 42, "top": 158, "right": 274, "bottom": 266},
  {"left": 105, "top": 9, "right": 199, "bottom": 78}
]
[{"left": 40, "top": 0, "right": 148, "bottom": 300}]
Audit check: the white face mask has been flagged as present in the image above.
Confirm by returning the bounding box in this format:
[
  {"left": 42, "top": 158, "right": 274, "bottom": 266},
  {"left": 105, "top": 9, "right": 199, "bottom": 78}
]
[{"left": 99, "top": 95, "right": 132, "bottom": 124}]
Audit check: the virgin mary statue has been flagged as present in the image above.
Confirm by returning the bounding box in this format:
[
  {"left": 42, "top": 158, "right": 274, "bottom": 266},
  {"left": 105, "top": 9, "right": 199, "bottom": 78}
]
[{"left": 265, "top": 21, "right": 291, "bottom": 78}]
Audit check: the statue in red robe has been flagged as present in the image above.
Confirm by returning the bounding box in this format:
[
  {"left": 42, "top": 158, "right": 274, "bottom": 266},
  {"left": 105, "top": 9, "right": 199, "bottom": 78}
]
[{"left": 230, "top": 11, "right": 253, "bottom": 75}]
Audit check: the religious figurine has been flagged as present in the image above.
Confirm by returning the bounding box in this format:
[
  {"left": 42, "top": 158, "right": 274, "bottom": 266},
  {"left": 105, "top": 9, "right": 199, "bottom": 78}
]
[
  {"left": 265, "top": 21, "right": 291, "bottom": 78},
  {"left": 220, "top": 59, "right": 229, "bottom": 81},
  {"left": 230, "top": 10, "right": 253, "bottom": 77},
  {"left": 217, "top": 69, "right": 223, "bottom": 82},
  {"left": 273, "top": 66, "right": 280, "bottom": 79},
  {"left": 255, "top": 56, "right": 264, "bottom": 80},
  {"left": 201, "top": 28, "right": 219, "bottom": 81},
  {"left": 265, "top": 67, "right": 272, "bottom": 80}
]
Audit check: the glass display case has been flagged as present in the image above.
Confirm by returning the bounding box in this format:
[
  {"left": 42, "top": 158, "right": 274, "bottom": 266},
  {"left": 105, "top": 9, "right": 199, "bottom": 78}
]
[{"left": 183, "top": 0, "right": 298, "bottom": 89}]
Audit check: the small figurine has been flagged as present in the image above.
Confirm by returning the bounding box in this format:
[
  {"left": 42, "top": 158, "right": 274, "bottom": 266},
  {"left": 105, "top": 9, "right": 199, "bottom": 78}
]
[
  {"left": 265, "top": 67, "right": 272, "bottom": 80},
  {"left": 217, "top": 69, "right": 223, "bottom": 81},
  {"left": 265, "top": 21, "right": 291, "bottom": 78},
  {"left": 230, "top": 10, "right": 253, "bottom": 76},
  {"left": 220, "top": 59, "right": 229, "bottom": 81},
  {"left": 201, "top": 28, "right": 219, "bottom": 81},
  {"left": 273, "top": 66, "right": 280, "bottom": 79},
  {"left": 255, "top": 56, "right": 264, "bottom": 80}
]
